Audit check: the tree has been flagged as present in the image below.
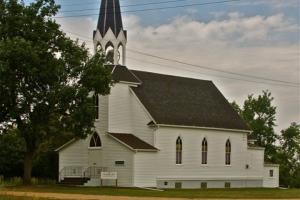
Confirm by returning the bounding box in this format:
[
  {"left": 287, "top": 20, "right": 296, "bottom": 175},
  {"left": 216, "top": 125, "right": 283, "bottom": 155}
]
[
  {"left": 232, "top": 91, "right": 278, "bottom": 160},
  {"left": 276, "top": 123, "right": 300, "bottom": 187},
  {"left": 0, "top": 0, "right": 112, "bottom": 184},
  {"left": 0, "top": 130, "right": 25, "bottom": 178}
]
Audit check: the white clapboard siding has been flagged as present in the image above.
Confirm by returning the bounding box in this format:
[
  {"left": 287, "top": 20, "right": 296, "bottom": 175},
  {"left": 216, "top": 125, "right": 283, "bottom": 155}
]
[
  {"left": 133, "top": 126, "right": 265, "bottom": 188},
  {"left": 101, "top": 133, "right": 134, "bottom": 187},
  {"left": 94, "top": 95, "right": 109, "bottom": 134},
  {"left": 59, "top": 139, "right": 89, "bottom": 172},
  {"left": 263, "top": 166, "right": 279, "bottom": 188},
  {"left": 133, "top": 152, "right": 158, "bottom": 187},
  {"left": 107, "top": 83, "right": 154, "bottom": 144},
  {"left": 130, "top": 90, "right": 154, "bottom": 145},
  {"left": 246, "top": 148, "right": 264, "bottom": 176},
  {"left": 108, "top": 83, "right": 132, "bottom": 133},
  {"left": 155, "top": 127, "right": 248, "bottom": 177}
]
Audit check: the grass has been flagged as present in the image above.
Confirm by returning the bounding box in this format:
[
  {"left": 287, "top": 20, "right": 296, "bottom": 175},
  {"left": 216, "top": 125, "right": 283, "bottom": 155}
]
[
  {"left": 2, "top": 185, "right": 300, "bottom": 199},
  {"left": 0, "top": 195, "right": 49, "bottom": 200},
  {"left": 0, "top": 178, "right": 56, "bottom": 187}
]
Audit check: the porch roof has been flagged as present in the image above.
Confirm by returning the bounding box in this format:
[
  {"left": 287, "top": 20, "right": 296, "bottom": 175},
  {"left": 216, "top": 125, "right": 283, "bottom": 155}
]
[{"left": 107, "top": 132, "right": 158, "bottom": 152}]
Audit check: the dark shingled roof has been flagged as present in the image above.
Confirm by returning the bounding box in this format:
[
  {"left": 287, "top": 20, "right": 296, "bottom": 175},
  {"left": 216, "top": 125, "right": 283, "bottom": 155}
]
[
  {"left": 130, "top": 70, "right": 250, "bottom": 131},
  {"left": 106, "top": 65, "right": 141, "bottom": 84},
  {"left": 108, "top": 133, "right": 158, "bottom": 151},
  {"left": 97, "top": 0, "right": 124, "bottom": 37}
]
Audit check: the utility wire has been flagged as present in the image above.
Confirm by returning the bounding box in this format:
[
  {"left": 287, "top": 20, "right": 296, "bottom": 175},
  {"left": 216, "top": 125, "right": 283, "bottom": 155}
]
[
  {"left": 127, "top": 49, "right": 300, "bottom": 86},
  {"left": 54, "top": 0, "right": 245, "bottom": 18},
  {"left": 59, "top": 0, "right": 193, "bottom": 13},
  {"left": 127, "top": 56, "right": 300, "bottom": 88},
  {"left": 63, "top": 30, "right": 300, "bottom": 87}
]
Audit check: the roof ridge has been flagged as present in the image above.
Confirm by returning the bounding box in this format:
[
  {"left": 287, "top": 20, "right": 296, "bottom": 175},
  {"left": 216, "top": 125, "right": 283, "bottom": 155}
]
[{"left": 130, "top": 69, "right": 213, "bottom": 83}]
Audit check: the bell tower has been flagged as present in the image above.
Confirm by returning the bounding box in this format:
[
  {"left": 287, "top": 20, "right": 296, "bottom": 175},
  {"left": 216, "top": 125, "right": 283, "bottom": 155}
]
[{"left": 93, "top": 0, "right": 127, "bottom": 65}]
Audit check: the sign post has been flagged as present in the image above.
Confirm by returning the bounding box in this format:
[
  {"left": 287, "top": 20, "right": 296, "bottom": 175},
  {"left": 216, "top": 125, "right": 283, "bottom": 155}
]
[{"left": 100, "top": 172, "right": 118, "bottom": 187}]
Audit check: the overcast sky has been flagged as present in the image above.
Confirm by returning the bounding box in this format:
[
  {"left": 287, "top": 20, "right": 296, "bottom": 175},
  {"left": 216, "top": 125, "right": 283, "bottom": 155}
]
[{"left": 25, "top": 0, "right": 300, "bottom": 132}]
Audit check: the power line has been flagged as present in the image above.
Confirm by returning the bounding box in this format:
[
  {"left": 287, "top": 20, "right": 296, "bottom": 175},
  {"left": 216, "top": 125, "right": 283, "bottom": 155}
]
[
  {"left": 54, "top": 0, "right": 245, "bottom": 18},
  {"left": 59, "top": 0, "right": 193, "bottom": 13},
  {"left": 63, "top": 30, "right": 300, "bottom": 87},
  {"left": 127, "top": 49, "right": 300, "bottom": 86},
  {"left": 127, "top": 56, "right": 300, "bottom": 88}
]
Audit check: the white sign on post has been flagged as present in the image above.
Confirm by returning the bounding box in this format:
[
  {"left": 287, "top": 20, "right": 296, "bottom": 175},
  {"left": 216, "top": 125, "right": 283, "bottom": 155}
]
[
  {"left": 100, "top": 172, "right": 118, "bottom": 187},
  {"left": 101, "top": 172, "right": 117, "bottom": 180}
]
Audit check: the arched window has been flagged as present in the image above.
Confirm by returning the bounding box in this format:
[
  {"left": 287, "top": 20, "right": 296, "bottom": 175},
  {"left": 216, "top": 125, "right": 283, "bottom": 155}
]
[
  {"left": 90, "top": 133, "right": 102, "bottom": 148},
  {"left": 225, "top": 139, "right": 231, "bottom": 165},
  {"left": 93, "top": 94, "right": 99, "bottom": 120},
  {"left": 96, "top": 42, "right": 102, "bottom": 52},
  {"left": 105, "top": 42, "right": 114, "bottom": 64},
  {"left": 176, "top": 137, "right": 182, "bottom": 164},
  {"left": 202, "top": 138, "right": 208, "bottom": 164},
  {"left": 118, "top": 43, "right": 124, "bottom": 65}
]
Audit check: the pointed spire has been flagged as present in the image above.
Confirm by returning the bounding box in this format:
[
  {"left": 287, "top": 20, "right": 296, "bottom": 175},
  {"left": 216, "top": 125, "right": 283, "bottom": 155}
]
[{"left": 97, "top": 0, "right": 123, "bottom": 37}]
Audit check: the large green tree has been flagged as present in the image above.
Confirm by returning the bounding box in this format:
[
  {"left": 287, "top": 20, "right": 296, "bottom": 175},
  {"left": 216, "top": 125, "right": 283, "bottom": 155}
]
[
  {"left": 232, "top": 91, "right": 277, "bottom": 160},
  {"left": 0, "top": 0, "right": 112, "bottom": 184},
  {"left": 0, "top": 130, "right": 25, "bottom": 178},
  {"left": 275, "top": 123, "right": 300, "bottom": 187}
]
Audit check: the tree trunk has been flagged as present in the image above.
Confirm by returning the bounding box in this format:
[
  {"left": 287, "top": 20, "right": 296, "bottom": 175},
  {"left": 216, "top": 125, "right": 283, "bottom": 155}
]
[{"left": 23, "top": 151, "right": 34, "bottom": 185}]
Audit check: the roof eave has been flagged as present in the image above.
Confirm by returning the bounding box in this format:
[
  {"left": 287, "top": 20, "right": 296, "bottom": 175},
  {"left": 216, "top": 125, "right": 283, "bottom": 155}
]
[
  {"left": 55, "top": 138, "right": 77, "bottom": 152},
  {"left": 157, "top": 124, "right": 251, "bottom": 133}
]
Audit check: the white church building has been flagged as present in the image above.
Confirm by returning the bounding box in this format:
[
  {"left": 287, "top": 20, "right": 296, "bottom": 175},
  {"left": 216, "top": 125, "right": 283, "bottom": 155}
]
[{"left": 56, "top": 0, "right": 279, "bottom": 189}]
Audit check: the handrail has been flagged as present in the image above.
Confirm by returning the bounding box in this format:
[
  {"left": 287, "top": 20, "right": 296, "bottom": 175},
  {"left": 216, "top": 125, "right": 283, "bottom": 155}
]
[
  {"left": 59, "top": 166, "right": 84, "bottom": 181},
  {"left": 59, "top": 166, "right": 108, "bottom": 181},
  {"left": 84, "top": 166, "right": 108, "bottom": 178}
]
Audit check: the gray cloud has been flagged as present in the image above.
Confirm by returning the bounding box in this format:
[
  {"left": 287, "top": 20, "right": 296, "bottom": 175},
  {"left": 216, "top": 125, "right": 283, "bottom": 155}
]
[{"left": 57, "top": 12, "right": 300, "bottom": 132}]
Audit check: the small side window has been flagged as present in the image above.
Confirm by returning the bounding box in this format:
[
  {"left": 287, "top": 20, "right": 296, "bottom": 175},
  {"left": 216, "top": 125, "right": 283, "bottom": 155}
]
[
  {"left": 269, "top": 170, "right": 274, "bottom": 177},
  {"left": 201, "top": 182, "right": 207, "bottom": 189},
  {"left": 115, "top": 161, "right": 125, "bottom": 166},
  {"left": 175, "top": 182, "right": 182, "bottom": 189},
  {"left": 164, "top": 181, "right": 168, "bottom": 186},
  {"left": 225, "top": 182, "right": 231, "bottom": 188}
]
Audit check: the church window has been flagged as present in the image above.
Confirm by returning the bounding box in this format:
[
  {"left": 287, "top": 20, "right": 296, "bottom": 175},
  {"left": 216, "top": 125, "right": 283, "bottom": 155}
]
[
  {"left": 176, "top": 137, "right": 182, "bottom": 164},
  {"left": 90, "top": 133, "right": 102, "bottom": 148},
  {"left": 118, "top": 43, "right": 124, "bottom": 65},
  {"left": 93, "top": 94, "right": 99, "bottom": 120},
  {"left": 269, "top": 170, "right": 274, "bottom": 177},
  {"left": 202, "top": 138, "right": 208, "bottom": 164},
  {"left": 225, "top": 139, "right": 231, "bottom": 165},
  {"left": 96, "top": 42, "right": 102, "bottom": 52}
]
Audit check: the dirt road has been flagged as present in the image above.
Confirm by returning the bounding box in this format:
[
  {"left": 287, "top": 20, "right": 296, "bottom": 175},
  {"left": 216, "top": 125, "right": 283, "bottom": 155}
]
[{"left": 1, "top": 191, "right": 300, "bottom": 200}]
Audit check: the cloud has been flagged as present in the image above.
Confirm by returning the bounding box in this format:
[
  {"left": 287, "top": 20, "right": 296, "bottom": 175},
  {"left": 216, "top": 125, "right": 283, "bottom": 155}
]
[
  {"left": 122, "top": 13, "right": 300, "bottom": 131},
  {"left": 57, "top": 12, "right": 300, "bottom": 131},
  {"left": 125, "top": 12, "right": 298, "bottom": 46}
]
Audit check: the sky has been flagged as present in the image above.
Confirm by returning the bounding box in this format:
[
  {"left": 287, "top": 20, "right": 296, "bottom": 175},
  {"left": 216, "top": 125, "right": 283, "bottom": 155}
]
[{"left": 25, "top": 0, "right": 300, "bottom": 132}]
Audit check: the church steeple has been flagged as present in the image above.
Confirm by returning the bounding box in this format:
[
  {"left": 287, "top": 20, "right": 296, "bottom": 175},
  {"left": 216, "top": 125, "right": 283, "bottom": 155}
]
[
  {"left": 94, "top": 0, "right": 127, "bottom": 65},
  {"left": 97, "top": 0, "right": 123, "bottom": 37}
]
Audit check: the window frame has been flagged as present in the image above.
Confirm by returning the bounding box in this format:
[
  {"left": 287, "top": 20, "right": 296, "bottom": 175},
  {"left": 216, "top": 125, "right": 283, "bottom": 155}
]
[
  {"left": 225, "top": 139, "right": 231, "bottom": 165},
  {"left": 89, "top": 133, "right": 102, "bottom": 149},
  {"left": 225, "top": 182, "right": 231, "bottom": 188},
  {"left": 201, "top": 138, "right": 208, "bottom": 165},
  {"left": 176, "top": 137, "right": 183, "bottom": 165}
]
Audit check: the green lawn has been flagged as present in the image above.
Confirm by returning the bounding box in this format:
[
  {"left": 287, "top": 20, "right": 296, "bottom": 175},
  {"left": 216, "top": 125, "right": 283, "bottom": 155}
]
[
  {"left": 0, "top": 195, "right": 48, "bottom": 200},
  {"left": 2, "top": 185, "right": 300, "bottom": 199}
]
